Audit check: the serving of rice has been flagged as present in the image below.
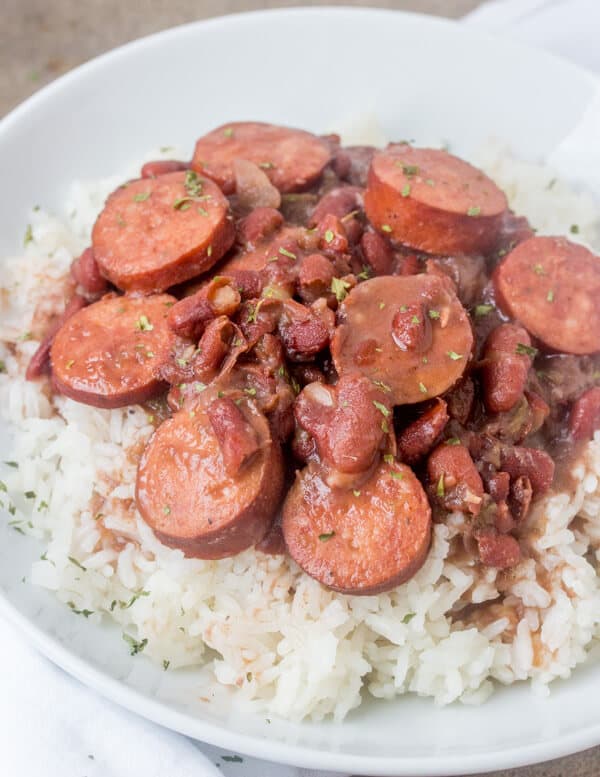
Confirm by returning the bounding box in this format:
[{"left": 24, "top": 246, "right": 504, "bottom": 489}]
[{"left": 0, "top": 144, "right": 599, "bottom": 722}]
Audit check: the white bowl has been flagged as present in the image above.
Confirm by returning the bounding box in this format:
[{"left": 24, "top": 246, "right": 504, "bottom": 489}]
[{"left": 0, "top": 8, "right": 599, "bottom": 775}]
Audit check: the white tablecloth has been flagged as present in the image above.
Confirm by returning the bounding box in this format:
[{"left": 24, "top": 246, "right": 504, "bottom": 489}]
[{"left": 1, "top": 2, "right": 599, "bottom": 775}]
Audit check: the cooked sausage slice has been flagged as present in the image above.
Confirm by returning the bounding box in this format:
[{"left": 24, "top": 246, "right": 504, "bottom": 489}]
[
  {"left": 26, "top": 295, "right": 88, "bottom": 380},
  {"left": 141, "top": 160, "right": 188, "bottom": 178},
  {"left": 569, "top": 387, "right": 600, "bottom": 441},
  {"left": 481, "top": 324, "right": 533, "bottom": 413},
  {"left": 332, "top": 275, "right": 473, "bottom": 405},
  {"left": 282, "top": 460, "right": 431, "bottom": 595},
  {"left": 92, "top": 171, "right": 234, "bottom": 292},
  {"left": 136, "top": 399, "right": 284, "bottom": 559},
  {"left": 364, "top": 145, "right": 507, "bottom": 255},
  {"left": 51, "top": 294, "right": 177, "bottom": 408},
  {"left": 192, "top": 122, "right": 331, "bottom": 194},
  {"left": 493, "top": 236, "right": 600, "bottom": 354}
]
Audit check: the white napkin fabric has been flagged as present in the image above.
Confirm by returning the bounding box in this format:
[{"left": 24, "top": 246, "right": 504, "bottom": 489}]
[{"left": 2, "top": 2, "right": 600, "bottom": 776}]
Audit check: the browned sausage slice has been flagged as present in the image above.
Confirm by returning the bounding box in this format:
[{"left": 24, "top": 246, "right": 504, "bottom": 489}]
[
  {"left": 493, "top": 236, "right": 600, "bottom": 355},
  {"left": 191, "top": 122, "right": 331, "bottom": 195},
  {"left": 136, "top": 398, "right": 284, "bottom": 559},
  {"left": 364, "top": 146, "right": 507, "bottom": 255},
  {"left": 331, "top": 275, "right": 473, "bottom": 404},
  {"left": 282, "top": 460, "right": 431, "bottom": 595},
  {"left": 51, "top": 294, "right": 178, "bottom": 408},
  {"left": 92, "top": 171, "right": 234, "bottom": 293},
  {"left": 26, "top": 295, "right": 88, "bottom": 380}
]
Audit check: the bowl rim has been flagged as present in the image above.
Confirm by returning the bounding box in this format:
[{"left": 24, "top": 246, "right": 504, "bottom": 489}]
[{"left": 0, "top": 6, "right": 599, "bottom": 775}]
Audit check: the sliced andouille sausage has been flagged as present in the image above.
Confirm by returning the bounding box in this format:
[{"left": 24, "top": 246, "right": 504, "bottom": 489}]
[
  {"left": 141, "top": 159, "right": 189, "bottom": 178},
  {"left": 569, "top": 386, "right": 600, "bottom": 441},
  {"left": 332, "top": 274, "right": 474, "bottom": 405},
  {"left": 136, "top": 398, "right": 284, "bottom": 559},
  {"left": 282, "top": 459, "right": 431, "bottom": 595},
  {"left": 92, "top": 171, "right": 234, "bottom": 293},
  {"left": 51, "top": 294, "right": 177, "bottom": 408},
  {"left": 493, "top": 236, "right": 600, "bottom": 355},
  {"left": 481, "top": 323, "right": 533, "bottom": 413},
  {"left": 427, "top": 442, "right": 484, "bottom": 515},
  {"left": 364, "top": 145, "right": 508, "bottom": 255},
  {"left": 191, "top": 122, "right": 331, "bottom": 194},
  {"left": 396, "top": 398, "right": 449, "bottom": 464},
  {"left": 26, "top": 294, "right": 88, "bottom": 380},
  {"left": 70, "top": 248, "right": 109, "bottom": 296}
]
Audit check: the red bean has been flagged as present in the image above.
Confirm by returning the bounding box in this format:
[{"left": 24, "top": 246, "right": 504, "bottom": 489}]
[
  {"left": 569, "top": 387, "right": 600, "bottom": 441},
  {"left": 396, "top": 399, "right": 449, "bottom": 465}
]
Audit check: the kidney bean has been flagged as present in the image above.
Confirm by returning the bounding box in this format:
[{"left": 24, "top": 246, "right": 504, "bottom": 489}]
[
  {"left": 309, "top": 186, "right": 363, "bottom": 227},
  {"left": 360, "top": 230, "right": 393, "bottom": 276},
  {"left": 391, "top": 303, "right": 432, "bottom": 353},
  {"left": 316, "top": 214, "right": 349, "bottom": 255},
  {"left": 481, "top": 323, "right": 533, "bottom": 413},
  {"left": 208, "top": 397, "right": 261, "bottom": 476},
  {"left": 295, "top": 375, "right": 390, "bottom": 476},
  {"left": 569, "top": 386, "right": 600, "bottom": 441},
  {"left": 485, "top": 470, "right": 511, "bottom": 503},
  {"left": 278, "top": 300, "right": 329, "bottom": 362},
  {"left": 509, "top": 475, "right": 533, "bottom": 523},
  {"left": 396, "top": 399, "right": 449, "bottom": 464},
  {"left": 500, "top": 446, "right": 554, "bottom": 495},
  {"left": 427, "top": 442, "right": 484, "bottom": 515},
  {"left": 70, "top": 247, "right": 109, "bottom": 296},
  {"left": 236, "top": 207, "right": 284, "bottom": 248},
  {"left": 168, "top": 278, "right": 240, "bottom": 340},
  {"left": 476, "top": 528, "right": 521, "bottom": 569},
  {"left": 297, "top": 253, "right": 335, "bottom": 303}
]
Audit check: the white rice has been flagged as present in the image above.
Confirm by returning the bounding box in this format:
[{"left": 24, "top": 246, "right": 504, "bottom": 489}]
[{"left": 0, "top": 145, "right": 599, "bottom": 722}]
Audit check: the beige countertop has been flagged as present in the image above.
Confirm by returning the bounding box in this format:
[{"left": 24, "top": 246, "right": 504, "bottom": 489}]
[{"left": 1, "top": 2, "right": 599, "bottom": 775}]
